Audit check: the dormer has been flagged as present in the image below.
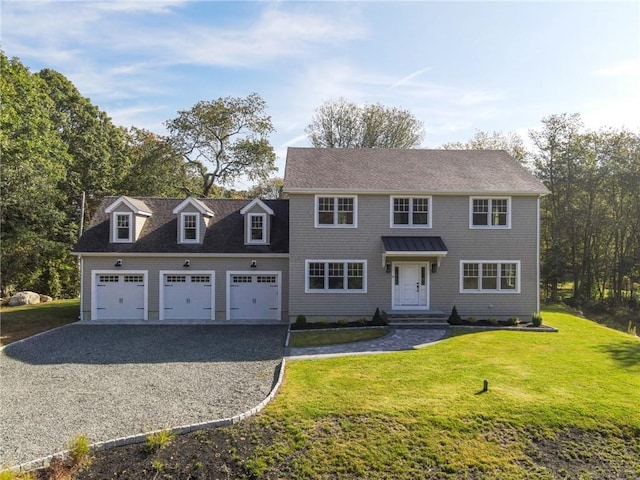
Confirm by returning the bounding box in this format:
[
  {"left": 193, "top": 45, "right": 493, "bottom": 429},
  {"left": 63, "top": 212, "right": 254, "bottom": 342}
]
[
  {"left": 172, "top": 197, "right": 214, "bottom": 244},
  {"left": 105, "top": 196, "right": 152, "bottom": 243},
  {"left": 240, "top": 198, "right": 274, "bottom": 245}
]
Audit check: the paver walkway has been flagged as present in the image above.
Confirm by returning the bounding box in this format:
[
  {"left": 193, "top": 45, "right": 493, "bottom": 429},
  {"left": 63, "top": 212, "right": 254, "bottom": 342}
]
[{"left": 287, "top": 327, "right": 449, "bottom": 359}]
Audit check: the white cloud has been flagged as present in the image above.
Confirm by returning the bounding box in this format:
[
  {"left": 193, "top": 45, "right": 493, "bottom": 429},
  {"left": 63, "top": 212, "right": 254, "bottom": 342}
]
[{"left": 595, "top": 59, "right": 640, "bottom": 78}]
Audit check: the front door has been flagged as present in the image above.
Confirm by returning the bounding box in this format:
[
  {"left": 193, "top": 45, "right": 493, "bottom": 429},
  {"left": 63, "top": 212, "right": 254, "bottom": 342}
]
[{"left": 393, "top": 263, "right": 429, "bottom": 310}]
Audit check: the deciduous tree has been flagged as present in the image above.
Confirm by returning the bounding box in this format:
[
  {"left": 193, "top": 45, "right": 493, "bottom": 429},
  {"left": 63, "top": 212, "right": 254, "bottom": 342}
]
[
  {"left": 305, "top": 98, "right": 424, "bottom": 148},
  {"left": 165, "top": 93, "right": 276, "bottom": 197}
]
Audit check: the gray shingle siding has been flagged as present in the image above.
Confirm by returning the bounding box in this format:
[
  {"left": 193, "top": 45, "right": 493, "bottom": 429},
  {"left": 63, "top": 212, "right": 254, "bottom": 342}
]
[{"left": 288, "top": 193, "right": 540, "bottom": 320}]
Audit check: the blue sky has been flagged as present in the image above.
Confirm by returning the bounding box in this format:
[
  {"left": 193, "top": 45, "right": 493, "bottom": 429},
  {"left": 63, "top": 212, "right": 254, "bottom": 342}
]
[{"left": 2, "top": 0, "right": 639, "bottom": 187}]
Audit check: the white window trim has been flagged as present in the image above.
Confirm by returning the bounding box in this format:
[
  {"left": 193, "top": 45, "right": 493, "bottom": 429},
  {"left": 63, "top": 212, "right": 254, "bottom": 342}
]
[
  {"left": 246, "top": 213, "right": 268, "bottom": 245},
  {"left": 304, "top": 259, "right": 367, "bottom": 293},
  {"left": 158, "top": 270, "right": 215, "bottom": 321},
  {"left": 314, "top": 195, "right": 358, "bottom": 228},
  {"left": 91, "top": 270, "right": 148, "bottom": 320},
  {"left": 389, "top": 196, "right": 432, "bottom": 228},
  {"left": 112, "top": 212, "right": 133, "bottom": 243},
  {"left": 459, "top": 260, "right": 521, "bottom": 294},
  {"left": 469, "top": 197, "right": 512, "bottom": 229},
  {"left": 180, "top": 212, "right": 200, "bottom": 244}
]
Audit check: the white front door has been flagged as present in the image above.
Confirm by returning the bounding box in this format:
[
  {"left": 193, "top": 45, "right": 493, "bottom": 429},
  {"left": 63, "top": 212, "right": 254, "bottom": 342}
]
[{"left": 392, "top": 263, "right": 429, "bottom": 310}]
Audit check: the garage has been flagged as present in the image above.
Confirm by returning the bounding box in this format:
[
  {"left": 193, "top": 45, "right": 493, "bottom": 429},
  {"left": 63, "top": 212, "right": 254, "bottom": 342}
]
[
  {"left": 227, "top": 272, "right": 281, "bottom": 321},
  {"left": 160, "top": 271, "right": 214, "bottom": 321},
  {"left": 92, "top": 271, "right": 147, "bottom": 320}
]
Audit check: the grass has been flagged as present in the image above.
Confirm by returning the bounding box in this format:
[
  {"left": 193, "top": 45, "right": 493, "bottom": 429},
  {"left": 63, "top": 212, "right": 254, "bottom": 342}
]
[
  {"left": 145, "top": 430, "right": 175, "bottom": 453},
  {"left": 0, "top": 299, "right": 79, "bottom": 346},
  {"left": 243, "top": 305, "right": 640, "bottom": 478},
  {"left": 288, "top": 327, "right": 389, "bottom": 348}
]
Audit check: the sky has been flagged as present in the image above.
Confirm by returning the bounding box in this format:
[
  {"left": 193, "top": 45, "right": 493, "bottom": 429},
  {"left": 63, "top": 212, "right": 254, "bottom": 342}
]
[{"left": 2, "top": 0, "right": 639, "bottom": 188}]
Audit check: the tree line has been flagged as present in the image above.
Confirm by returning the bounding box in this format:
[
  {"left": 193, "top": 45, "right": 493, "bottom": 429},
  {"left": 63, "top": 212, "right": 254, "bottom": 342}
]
[{"left": 2, "top": 52, "right": 638, "bottom": 315}]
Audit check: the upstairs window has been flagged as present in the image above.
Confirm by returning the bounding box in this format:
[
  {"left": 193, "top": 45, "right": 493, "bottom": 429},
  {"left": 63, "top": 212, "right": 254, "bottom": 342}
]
[
  {"left": 315, "top": 195, "right": 357, "bottom": 227},
  {"left": 470, "top": 197, "right": 511, "bottom": 228},
  {"left": 113, "top": 213, "right": 132, "bottom": 242},
  {"left": 180, "top": 212, "right": 200, "bottom": 243},
  {"left": 391, "top": 196, "right": 431, "bottom": 227},
  {"left": 247, "top": 213, "right": 267, "bottom": 244}
]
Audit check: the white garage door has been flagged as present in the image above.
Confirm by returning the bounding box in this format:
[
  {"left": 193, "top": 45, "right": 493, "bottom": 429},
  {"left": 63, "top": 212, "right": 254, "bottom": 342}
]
[
  {"left": 161, "top": 272, "right": 214, "bottom": 321},
  {"left": 228, "top": 273, "right": 280, "bottom": 321},
  {"left": 94, "top": 272, "right": 146, "bottom": 320}
]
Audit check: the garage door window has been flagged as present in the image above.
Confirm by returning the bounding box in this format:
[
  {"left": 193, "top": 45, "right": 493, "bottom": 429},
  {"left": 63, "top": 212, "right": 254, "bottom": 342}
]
[
  {"left": 191, "top": 275, "right": 211, "bottom": 283},
  {"left": 124, "top": 275, "right": 144, "bottom": 283},
  {"left": 99, "top": 275, "right": 119, "bottom": 283}
]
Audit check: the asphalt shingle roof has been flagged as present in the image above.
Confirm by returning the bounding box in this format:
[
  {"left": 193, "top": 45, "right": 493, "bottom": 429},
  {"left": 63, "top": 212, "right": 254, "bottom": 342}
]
[
  {"left": 283, "top": 148, "right": 549, "bottom": 195},
  {"left": 75, "top": 197, "right": 289, "bottom": 254}
]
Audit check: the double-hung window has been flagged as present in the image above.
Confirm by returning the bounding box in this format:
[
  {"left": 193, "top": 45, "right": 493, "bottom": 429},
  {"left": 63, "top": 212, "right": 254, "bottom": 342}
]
[
  {"left": 180, "top": 213, "right": 200, "bottom": 243},
  {"left": 315, "top": 195, "right": 357, "bottom": 227},
  {"left": 247, "top": 213, "right": 267, "bottom": 244},
  {"left": 460, "top": 261, "right": 520, "bottom": 293},
  {"left": 306, "top": 260, "right": 366, "bottom": 293},
  {"left": 470, "top": 197, "right": 510, "bottom": 228},
  {"left": 113, "top": 213, "right": 132, "bottom": 242},
  {"left": 391, "top": 196, "right": 431, "bottom": 227}
]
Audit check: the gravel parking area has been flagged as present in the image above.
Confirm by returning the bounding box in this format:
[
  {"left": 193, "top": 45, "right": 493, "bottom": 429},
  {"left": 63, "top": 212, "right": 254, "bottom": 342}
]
[{"left": 0, "top": 324, "right": 287, "bottom": 467}]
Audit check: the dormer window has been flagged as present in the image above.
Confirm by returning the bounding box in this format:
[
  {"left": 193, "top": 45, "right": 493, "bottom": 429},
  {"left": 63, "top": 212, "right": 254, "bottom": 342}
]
[
  {"left": 240, "top": 198, "right": 274, "bottom": 246},
  {"left": 114, "top": 213, "right": 132, "bottom": 242},
  {"left": 172, "top": 197, "right": 214, "bottom": 245},
  {"left": 248, "top": 213, "right": 267, "bottom": 244},
  {"left": 180, "top": 212, "right": 200, "bottom": 243}
]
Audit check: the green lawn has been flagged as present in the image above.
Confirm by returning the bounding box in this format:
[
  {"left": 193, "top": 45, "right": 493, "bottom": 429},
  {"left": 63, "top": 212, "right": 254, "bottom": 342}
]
[
  {"left": 0, "top": 298, "right": 79, "bottom": 346},
  {"left": 288, "top": 327, "right": 389, "bottom": 347},
  {"left": 244, "top": 306, "right": 640, "bottom": 478}
]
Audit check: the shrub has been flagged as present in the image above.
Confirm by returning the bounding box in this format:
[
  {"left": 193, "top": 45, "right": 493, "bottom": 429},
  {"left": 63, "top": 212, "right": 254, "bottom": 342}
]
[
  {"left": 467, "top": 316, "right": 477, "bottom": 324},
  {"left": 337, "top": 318, "right": 349, "bottom": 326},
  {"left": 448, "top": 306, "right": 463, "bottom": 325},
  {"left": 145, "top": 429, "right": 175, "bottom": 453},
  {"left": 506, "top": 317, "right": 521, "bottom": 326},
  {"left": 531, "top": 313, "right": 543, "bottom": 327},
  {"left": 68, "top": 434, "right": 91, "bottom": 468},
  {"left": 317, "top": 319, "right": 329, "bottom": 327},
  {"left": 371, "top": 307, "right": 386, "bottom": 326},
  {"left": 488, "top": 317, "right": 498, "bottom": 326},
  {"left": 357, "top": 317, "right": 368, "bottom": 325},
  {"left": 295, "top": 315, "right": 307, "bottom": 326}
]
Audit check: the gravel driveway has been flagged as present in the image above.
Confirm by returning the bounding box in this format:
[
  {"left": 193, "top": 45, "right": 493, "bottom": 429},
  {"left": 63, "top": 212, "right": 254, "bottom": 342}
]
[{"left": 0, "top": 324, "right": 287, "bottom": 467}]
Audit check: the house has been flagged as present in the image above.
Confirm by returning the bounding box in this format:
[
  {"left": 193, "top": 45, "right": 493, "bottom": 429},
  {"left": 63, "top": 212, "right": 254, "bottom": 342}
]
[{"left": 73, "top": 147, "right": 549, "bottom": 323}]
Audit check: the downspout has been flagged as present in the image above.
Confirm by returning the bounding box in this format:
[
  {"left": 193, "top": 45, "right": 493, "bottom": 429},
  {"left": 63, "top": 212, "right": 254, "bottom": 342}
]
[
  {"left": 537, "top": 196, "right": 541, "bottom": 314},
  {"left": 79, "top": 256, "right": 84, "bottom": 321}
]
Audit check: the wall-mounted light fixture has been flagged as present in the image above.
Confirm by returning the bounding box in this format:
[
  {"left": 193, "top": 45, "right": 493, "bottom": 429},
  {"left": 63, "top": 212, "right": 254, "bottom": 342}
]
[
  {"left": 183, "top": 260, "right": 191, "bottom": 268},
  {"left": 385, "top": 263, "right": 391, "bottom": 273},
  {"left": 431, "top": 263, "right": 438, "bottom": 274},
  {"left": 250, "top": 260, "right": 257, "bottom": 269},
  {"left": 114, "top": 259, "right": 123, "bottom": 268}
]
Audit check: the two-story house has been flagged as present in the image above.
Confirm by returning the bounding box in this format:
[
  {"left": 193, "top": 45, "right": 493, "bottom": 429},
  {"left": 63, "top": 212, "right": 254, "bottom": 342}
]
[{"left": 73, "top": 147, "right": 548, "bottom": 323}]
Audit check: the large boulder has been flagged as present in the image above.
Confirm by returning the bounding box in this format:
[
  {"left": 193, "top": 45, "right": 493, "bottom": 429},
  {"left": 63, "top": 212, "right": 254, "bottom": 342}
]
[
  {"left": 7, "top": 291, "right": 41, "bottom": 307},
  {"left": 39, "top": 294, "right": 53, "bottom": 303}
]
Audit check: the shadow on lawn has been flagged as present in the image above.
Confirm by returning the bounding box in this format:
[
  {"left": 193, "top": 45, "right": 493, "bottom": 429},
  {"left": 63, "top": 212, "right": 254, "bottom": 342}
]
[{"left": 597, "top": 339, "right": 640, "bottom": 368}]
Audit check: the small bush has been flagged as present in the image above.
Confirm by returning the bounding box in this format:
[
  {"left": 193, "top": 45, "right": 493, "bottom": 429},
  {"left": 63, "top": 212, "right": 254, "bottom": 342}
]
[
  {"left": 506, "top": 317, "right": 521, "bottom": 326},
  {"left": 145, "top": 429, "right": 175, "bottom": 453},
  {"left": 371, "top": 307, "right": 386, "bottom": 326},
  {"left": 488, "top": 317, "right": 498, "bottom": 326},
  {"left": 467, "top": 316, "right": 477, "bottom": 324},
  {"left": 531, "top": 313, "right": 543, "bottom": 327},
  {"left": 448, "top": 306, "right": 463, "bottom": 325},
  {"left": 357, "top": 317, "right": 368, "bottom": 325},
  {"left": 151, "top": 460, "right": 164, "bottom": 472},
  {"left": 295, "top": 315, "right": 307, "bottom": 326},
  {"left": 337, "top": 318, "right": 349, "bottom": 326},
  {"left": 68, "top": 434, "right": 91, "bottom": 468},
  {"left": 317, "top": 319, "right": 329, "bottom": 327}
]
